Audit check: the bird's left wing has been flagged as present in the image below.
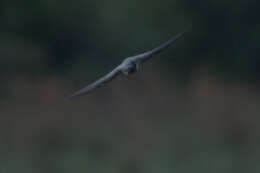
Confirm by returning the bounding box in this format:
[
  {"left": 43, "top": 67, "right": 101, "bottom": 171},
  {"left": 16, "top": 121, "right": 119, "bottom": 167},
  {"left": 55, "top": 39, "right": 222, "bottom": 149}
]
[
  {"left": 68, "top": 67, "right": 122, "bottom": 99},
  {"left": 131, "top": 32, "right": 185, "bottom": 64}
]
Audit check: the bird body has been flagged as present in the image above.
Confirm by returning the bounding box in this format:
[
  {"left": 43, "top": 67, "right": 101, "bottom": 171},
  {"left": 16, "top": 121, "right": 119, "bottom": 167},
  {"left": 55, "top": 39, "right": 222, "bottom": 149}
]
[
  {"left": 120, "top": 58, "right": 138, "bottom": 75},
  {"left": 69, "top": 32, "right": 185, "bottom": 99}
]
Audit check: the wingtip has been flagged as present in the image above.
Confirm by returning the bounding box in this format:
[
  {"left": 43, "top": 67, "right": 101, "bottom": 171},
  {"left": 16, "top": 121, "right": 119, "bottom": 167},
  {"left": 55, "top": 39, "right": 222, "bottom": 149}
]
[
  {"left": 66, "top": 90, "right": 89, "bottom": 100},
  {"left": 66, "top": 92, "right": 79, "bottom": 100},
  {"left": 171, "top": 31, "right": 187, "bottom": 43},
  {"left": 176, "top": 31, "right": 186, "bottom": 38}
]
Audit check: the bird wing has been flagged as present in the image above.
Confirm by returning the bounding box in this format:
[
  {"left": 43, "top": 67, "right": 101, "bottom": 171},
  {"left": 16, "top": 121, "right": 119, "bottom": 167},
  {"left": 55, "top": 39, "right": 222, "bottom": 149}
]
[
  {"left": 68, "top": 67, "right": 122, "bottom": 99},
  {"left": 131, "top": 32, "right": 185, "bottom": 64}
]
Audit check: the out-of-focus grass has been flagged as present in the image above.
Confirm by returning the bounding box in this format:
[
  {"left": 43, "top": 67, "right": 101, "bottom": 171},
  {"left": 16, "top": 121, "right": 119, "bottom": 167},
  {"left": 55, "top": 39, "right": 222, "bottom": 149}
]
[{"left": 0, "top": 68, "right": 260, "bottom": 173}]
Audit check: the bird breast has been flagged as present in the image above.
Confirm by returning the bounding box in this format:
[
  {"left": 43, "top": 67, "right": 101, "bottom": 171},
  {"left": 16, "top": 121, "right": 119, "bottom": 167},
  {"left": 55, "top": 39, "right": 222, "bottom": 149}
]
[
  {"left": 128, "top": 65, "right": 137, "bottom": 74},
  {"left": 121, "top": 61, "right": 137, "bottom": 76}
]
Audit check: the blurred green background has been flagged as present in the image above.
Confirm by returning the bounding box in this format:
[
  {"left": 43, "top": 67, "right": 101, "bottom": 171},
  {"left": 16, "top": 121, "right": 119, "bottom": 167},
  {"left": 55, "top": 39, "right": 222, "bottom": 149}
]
[{"left": 0, "top": 0, "right": 260, "bottom": 172}]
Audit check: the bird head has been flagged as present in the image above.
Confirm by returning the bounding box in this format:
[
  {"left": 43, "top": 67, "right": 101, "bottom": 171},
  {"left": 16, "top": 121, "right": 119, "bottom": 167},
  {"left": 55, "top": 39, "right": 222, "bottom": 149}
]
[{"left": 122, "top": 62, "right": 138, "bottom": 76}]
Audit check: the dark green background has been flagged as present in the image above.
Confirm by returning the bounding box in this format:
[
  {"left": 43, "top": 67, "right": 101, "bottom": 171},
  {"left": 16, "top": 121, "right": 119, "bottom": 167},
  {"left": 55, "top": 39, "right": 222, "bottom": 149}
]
[{"left": 0, "top": 0, "right": 259, "bottom": 172}]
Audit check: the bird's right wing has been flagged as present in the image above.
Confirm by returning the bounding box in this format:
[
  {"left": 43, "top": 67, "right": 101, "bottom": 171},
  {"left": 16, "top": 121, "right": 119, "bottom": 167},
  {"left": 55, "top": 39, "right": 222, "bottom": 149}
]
[
  {"left": 68, "top": 67, "right": 122, "bottom": 99},
  {"left": 131, "top": 32, "right": 185, "bottom": 64}
]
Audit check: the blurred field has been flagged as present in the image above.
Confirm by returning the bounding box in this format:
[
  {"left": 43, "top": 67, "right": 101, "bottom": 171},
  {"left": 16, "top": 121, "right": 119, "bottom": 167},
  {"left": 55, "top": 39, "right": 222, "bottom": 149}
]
[
  {"left": 1, "top": 68, "right": 260, "bottom": 173},
  {"left": 1, "top": 0, "right": 260, "bottom": 173}
]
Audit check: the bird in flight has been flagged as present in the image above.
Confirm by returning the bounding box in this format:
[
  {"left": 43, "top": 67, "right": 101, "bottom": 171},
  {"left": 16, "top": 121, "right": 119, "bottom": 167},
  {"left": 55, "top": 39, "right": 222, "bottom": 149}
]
[{"left": 69, "top": 32, "right": 185, "bottom": 99}]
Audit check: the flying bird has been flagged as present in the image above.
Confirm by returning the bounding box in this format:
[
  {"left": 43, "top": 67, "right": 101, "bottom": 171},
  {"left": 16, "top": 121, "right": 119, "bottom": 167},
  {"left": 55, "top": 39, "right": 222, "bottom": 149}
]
[{"left": 69, "top": 32, "right": 185, "bottom": 99}]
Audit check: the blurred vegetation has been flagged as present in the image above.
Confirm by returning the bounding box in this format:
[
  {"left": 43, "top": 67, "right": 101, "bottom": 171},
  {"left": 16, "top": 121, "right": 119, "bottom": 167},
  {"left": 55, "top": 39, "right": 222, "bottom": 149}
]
[{"left": 0, "top": 0, "right": 260, "bottom": 173}]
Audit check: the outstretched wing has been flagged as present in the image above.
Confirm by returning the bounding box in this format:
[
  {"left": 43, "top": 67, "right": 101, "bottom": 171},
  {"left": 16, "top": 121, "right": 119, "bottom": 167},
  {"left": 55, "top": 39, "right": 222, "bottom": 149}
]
[
  {"left": 131, "top": 32, "right": 185, "bottom": 64},
  {"left": 68, "top": 67, "right": 122, "bottom": 99}
]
